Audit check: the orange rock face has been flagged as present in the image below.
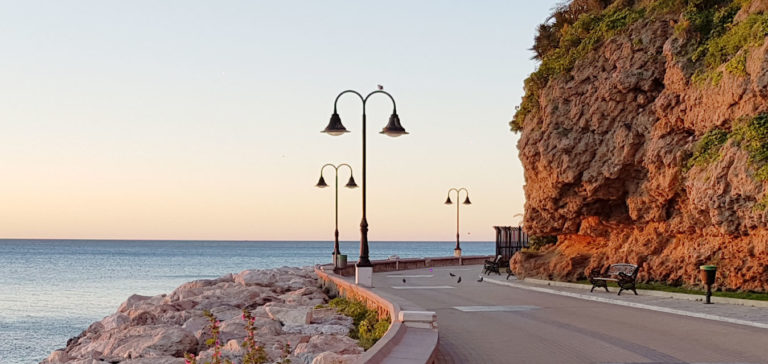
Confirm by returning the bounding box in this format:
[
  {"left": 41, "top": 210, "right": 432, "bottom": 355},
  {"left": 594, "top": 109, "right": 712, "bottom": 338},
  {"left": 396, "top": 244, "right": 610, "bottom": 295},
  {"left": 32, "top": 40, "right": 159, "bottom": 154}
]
[{"left": 514, "top": 8, "right": 768, "bottom": 291}]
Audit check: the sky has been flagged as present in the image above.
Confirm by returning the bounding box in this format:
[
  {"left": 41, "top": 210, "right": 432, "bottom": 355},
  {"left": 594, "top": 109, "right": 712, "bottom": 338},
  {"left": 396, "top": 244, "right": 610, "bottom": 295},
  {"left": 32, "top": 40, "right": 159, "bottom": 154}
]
[{"left": 0, "top": 0, "right": 560, "bottom": 241}]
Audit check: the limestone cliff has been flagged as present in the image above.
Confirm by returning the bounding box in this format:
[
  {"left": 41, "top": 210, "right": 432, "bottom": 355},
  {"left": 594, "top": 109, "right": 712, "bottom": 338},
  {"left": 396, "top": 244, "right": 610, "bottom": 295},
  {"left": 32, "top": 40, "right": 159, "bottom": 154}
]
[{"left": 512, "top": 0, "right": 768, "bottom": 291}]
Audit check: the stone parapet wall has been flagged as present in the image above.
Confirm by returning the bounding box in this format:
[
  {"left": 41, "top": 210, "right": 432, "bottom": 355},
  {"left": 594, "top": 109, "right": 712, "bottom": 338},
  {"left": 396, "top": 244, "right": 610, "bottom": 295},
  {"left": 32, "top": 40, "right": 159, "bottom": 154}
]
[{"left": 334, "top": 255, "right": 492, "bottom": 277}]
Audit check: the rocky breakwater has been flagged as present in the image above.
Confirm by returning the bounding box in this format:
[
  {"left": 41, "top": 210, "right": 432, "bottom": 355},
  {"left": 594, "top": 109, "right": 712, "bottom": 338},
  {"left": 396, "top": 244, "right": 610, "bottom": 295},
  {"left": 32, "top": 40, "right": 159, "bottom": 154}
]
[
  {"left": 42, "top": 267, "right": 364, "bottom": 364},
  {"left": 511, "top": 0, "right": 768, "bottom": 290}
]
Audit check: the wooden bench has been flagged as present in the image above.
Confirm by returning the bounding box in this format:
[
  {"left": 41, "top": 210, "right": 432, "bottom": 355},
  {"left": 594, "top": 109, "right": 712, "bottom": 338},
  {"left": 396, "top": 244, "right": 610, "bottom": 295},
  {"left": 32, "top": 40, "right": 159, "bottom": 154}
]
[
  {"left": 483, "top": 255, "right": 503, "bottom": 275},
  {"left": 589, "top": 263, "right": 639, "bottom": 296}
]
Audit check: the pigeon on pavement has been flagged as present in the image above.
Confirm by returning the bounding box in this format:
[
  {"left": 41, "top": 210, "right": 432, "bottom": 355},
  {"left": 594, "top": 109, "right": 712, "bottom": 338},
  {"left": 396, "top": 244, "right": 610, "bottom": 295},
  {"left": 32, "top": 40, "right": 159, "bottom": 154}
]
[
  {"left": 402, "top": 278, "right": 406, "bottom": 284},
  {"left": 477, "top": 276, "right": 483, "bottom": 282},
  {"left": 457, "top": 276, "right": 462, "bottom": 283},
  {"left": 449, "top": 272, "right": 456, "bottom": 277}
]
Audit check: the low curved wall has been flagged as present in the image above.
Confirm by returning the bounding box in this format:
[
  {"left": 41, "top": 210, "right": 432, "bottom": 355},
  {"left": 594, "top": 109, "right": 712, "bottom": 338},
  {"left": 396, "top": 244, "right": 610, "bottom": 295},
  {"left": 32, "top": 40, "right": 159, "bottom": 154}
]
[{"left": 315, "top": 264, "right": 439, "bottom": 364}]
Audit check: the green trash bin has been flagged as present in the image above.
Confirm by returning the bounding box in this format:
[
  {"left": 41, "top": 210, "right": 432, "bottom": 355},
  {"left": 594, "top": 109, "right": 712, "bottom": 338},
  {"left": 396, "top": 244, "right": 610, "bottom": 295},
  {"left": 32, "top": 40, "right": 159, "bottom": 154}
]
[{"left": 336, "top": 254, "right": 347, "bottom": 269}]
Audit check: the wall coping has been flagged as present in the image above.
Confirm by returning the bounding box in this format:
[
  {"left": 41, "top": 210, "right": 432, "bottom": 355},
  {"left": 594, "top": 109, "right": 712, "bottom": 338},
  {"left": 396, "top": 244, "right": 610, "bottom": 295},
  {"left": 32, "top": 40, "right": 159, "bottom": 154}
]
[{"left": 334, "top": 255, "right": 492, "bottom": 277}]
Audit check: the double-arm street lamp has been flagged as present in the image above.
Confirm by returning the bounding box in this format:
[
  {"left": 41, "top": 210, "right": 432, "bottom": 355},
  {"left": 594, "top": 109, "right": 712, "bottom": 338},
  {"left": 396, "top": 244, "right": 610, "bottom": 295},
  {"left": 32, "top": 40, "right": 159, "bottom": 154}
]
[
  {"left": 322, "top": 89, "right": 408, "bottom": 285},
  {"left": 444, "top": 188, "right": 471, "bottom": 257},
  {"left": 315, "top": 163, "right": 357, "bottom": 264}
]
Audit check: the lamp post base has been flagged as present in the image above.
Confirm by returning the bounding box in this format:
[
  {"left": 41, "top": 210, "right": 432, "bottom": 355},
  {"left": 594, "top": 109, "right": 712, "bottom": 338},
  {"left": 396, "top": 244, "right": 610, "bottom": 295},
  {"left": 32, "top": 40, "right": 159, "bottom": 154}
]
[
  {"left": 355, "top": 265, "right": 373, "bottom": 287},
  {"left": 332, "top": 253, "right": 337, "bottom": 267},
  {"left": 454, "top": 248, "right": 462, "bottom": 257}
]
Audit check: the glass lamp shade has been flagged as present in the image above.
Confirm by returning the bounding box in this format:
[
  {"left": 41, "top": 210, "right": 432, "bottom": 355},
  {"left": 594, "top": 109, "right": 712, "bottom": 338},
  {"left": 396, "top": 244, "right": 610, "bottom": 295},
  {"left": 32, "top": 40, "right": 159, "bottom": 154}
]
[
  {"left": 322, "top": 113, "right": 349, "bottom": 136},
  {"left": 380, "top": 113, "right": 408, "bottom": 137},
  {"left": 444, "top": 196, "right": 453, "bottom": 205},
  {"left": 315, "top": 175, "right": 329, "bottom": 188},
  {"left": 345, "top": 175, "right": 358, "bottom": 188},
  {"left": 463, "top": 196, "right": 472, "bottom": 205}
]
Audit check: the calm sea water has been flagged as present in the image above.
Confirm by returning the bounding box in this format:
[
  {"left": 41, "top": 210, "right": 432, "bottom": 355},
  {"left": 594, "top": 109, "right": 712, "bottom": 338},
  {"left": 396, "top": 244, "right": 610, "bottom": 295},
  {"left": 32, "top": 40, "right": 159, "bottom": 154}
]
[{"left": 0, "top": 239, "right": 493, "bottom": 363}]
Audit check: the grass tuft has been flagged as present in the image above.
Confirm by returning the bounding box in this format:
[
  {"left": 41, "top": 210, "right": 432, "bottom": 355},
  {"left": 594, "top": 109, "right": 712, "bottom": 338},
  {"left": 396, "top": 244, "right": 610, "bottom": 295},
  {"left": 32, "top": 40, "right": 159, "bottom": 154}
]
[{"left": 329, "top": 297, "right": 390, "bottom": 350}]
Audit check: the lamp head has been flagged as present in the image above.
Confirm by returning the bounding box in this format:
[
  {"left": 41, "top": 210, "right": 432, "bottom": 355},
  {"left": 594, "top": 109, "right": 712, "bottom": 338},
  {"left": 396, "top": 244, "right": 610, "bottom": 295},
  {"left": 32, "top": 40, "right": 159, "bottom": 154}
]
[
  {"left": 463, "top": 196, "right": 472, "bottom": 205},
  {"left": 315, "top": 175, "right": 328, "bottom": 188},
  {"left": 322, "top": 112, "right": 349, "bottom": 136},
  {"left": 444, "top": 196, "right": 453, "bottom": 205},
  {"left": 380, "top": 112, "right": 408, "bottom": 137},
  {"left": 345, "top": 175, "right": 358, "bottom": 188}
]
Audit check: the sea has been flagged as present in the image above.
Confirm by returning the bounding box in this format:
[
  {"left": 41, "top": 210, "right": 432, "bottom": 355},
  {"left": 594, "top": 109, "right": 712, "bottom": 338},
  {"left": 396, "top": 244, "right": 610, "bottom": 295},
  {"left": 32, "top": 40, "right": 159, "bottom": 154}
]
[{"left": 0, "top": 239, "right": 493, "bottom": 363}]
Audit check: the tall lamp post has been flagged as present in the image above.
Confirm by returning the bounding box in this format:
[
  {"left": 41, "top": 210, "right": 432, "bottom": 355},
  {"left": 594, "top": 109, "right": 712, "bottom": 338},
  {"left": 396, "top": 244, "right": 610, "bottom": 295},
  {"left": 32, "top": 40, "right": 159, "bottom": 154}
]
[
  {"left": 444, "top": 188, "right": 471, "bottom": 257},
  {"left": 315, "top": 163, "right": 358, "bottom": 266},
  {"left": 322, "top": 89, "right": 408, "bottom": 286}
]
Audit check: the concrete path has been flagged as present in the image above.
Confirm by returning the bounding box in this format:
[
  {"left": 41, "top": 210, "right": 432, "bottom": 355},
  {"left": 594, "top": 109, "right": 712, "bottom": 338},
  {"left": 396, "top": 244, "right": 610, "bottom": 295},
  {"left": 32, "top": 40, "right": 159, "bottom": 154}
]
[{"left": 370, "top": 265, "right": 768, "bottom": 364}]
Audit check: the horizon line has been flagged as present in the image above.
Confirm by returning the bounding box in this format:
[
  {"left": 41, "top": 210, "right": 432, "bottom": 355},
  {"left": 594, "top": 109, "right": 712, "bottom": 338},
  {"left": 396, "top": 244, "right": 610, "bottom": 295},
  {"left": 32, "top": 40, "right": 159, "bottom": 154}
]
[{"left": 0, "top": 238, "right": 494, "bottom": 243}]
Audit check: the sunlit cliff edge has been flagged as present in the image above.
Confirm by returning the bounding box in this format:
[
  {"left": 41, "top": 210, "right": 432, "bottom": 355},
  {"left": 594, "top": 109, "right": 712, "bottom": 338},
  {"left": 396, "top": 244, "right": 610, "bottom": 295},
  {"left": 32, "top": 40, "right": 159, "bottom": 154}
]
[{"left": 512, "top": 0, "right": 768, "bottom": 291}]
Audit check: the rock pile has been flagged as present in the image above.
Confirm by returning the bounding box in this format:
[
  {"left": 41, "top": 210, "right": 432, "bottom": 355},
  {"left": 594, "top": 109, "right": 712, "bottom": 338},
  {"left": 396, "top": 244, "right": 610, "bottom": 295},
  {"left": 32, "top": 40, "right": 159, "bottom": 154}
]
[{"left": 41, "top": 267, "right": 363, "bottom": 364}]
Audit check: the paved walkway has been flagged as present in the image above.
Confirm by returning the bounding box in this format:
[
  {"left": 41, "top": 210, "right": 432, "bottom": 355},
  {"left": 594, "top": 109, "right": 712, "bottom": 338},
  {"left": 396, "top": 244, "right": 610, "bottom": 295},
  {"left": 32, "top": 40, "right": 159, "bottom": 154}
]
[
  {"left": 487, "top": 276, "right": 768, "bottom": 328},
  {"left": 369, "top": 264, "right": 768, "bottom": 364}
]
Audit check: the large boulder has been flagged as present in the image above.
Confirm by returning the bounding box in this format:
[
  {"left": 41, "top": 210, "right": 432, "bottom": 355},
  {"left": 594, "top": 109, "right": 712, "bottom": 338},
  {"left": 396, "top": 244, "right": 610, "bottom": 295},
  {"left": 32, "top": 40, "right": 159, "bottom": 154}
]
[
  {"left": 282, "top": 324, "right": 349, "bottom": 336},
  {"left": 265, "top": 306, "right": 312, "bottom": 325},
  {"left": 42, "top": 350, "right": 69, "bottom": 364},
  {"left": 311, "top": 351, "right": 361, "bottom": 364},
  {"left": 100, "top": 313, "right": 130, "bottom": 331},
  {"left": 118, "top": 294, "right": 153, "bottom": 313},
  {"left": 294, "top": 335, "right": 363, "bottom": 357},
  {"left": 235, "top": 269, "right": 277, "bottom": 287},
  {"left": 68, "top": 325, "right": 198, "bottom": 360},
  {"left": 120, "top": 357, "right": 186, "bottom": 364}
]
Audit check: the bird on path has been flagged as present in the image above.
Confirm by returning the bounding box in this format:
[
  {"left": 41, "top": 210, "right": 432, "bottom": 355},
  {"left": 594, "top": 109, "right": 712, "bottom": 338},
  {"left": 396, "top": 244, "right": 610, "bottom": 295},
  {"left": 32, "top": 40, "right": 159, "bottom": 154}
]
[
  {"left": 457, "top": 276, "right": 462, "bottom": 283},
  {"left": 449, "top": 272, "right": 456, "bottom": 277},
  {"left": 477, "top": 276, "right": 483, "bottom": 282},
  {"left": 402, "top": 278, "right": 406, "bottom": 284},
  {"left": 377, "top": 84, "right": 384, "bottom": 90}
]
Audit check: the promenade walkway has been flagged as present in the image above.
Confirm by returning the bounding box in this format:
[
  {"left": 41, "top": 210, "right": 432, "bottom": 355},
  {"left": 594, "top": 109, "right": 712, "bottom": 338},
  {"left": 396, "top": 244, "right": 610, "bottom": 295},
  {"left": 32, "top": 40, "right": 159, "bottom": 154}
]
[{"left": 368, "top": 264, "right": 768, "bottom": 364}]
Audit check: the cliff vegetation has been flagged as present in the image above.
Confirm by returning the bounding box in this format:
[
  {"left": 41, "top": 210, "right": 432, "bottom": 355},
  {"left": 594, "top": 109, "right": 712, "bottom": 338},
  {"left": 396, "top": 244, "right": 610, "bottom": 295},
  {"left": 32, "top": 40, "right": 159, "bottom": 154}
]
[{"left": 512, "top": 0, "right": 768, "bottom": 291}]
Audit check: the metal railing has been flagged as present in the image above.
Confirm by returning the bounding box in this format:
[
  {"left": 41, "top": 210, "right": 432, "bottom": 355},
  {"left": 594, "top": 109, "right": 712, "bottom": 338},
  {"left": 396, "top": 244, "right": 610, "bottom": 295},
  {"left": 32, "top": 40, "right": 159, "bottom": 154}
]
[{"left": 494, "top": 226, "right": 528, "bottom": 263}]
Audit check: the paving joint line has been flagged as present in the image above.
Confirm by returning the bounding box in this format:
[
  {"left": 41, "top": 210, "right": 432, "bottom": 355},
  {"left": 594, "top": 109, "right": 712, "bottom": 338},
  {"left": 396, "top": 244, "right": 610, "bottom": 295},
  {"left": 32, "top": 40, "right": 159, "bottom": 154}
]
[{"left": 484, "top": 277, "right": 768, "bottom": 330}]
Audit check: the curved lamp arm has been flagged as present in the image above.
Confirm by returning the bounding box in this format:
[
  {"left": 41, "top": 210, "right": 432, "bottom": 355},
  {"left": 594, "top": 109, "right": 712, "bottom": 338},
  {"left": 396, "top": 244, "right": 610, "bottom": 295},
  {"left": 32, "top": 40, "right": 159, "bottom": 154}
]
[
  {"left": 333, "top": 90, "right": 365, "bottom": 113},
  {"left": 364, "top": 90, "right": 397, "bottom": 113}
]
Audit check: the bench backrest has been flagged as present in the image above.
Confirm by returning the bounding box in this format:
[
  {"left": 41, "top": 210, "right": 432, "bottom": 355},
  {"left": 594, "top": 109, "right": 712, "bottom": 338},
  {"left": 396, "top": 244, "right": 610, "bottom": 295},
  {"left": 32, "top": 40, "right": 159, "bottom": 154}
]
[{"left": 607, "top": 263, "right": 638, "bottom": 277}]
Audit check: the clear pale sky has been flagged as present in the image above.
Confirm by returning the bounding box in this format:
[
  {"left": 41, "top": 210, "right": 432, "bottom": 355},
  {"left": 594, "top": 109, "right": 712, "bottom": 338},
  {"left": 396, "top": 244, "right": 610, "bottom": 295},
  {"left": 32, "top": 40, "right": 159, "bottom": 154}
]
[{"left": 0, "top": 0, "right": 559, "bottom": 241}]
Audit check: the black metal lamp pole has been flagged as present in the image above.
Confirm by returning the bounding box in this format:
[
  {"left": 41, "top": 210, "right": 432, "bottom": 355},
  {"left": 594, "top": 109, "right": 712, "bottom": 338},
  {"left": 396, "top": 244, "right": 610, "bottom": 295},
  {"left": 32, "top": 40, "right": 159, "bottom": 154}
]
[
  {"left": 315, "top": 163, "right": 357, "bottom": 257},
  {"left": 322, "top": 89, "right": 408, "bottom": 267},
  {"left": 444, "top": 188, "right": 471, "bottom": 254}
]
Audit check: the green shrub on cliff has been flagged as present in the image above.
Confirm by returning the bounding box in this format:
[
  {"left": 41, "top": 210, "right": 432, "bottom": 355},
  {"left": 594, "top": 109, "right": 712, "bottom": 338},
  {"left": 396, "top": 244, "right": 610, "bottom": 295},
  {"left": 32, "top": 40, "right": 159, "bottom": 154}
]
[
  {"left": 685, "top": 114, "right": 768, "bottom": 210},
  {"left": 511, "top": 2, "right": 645, "bottom": 131},
  {"left": 733, "top": 113, "right": 768, "bottom": 180},
  {"left": 691, "top": 12, "right": 768, "bottom": 80},
  {"left": 685, "top": 128, "right": 730, "bottom": 170},
  {"left": 511, "top": 0, "right": 766, "bottom": 131}
]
